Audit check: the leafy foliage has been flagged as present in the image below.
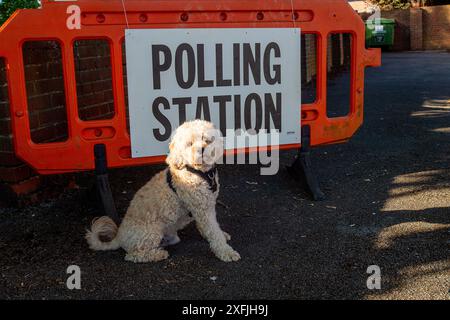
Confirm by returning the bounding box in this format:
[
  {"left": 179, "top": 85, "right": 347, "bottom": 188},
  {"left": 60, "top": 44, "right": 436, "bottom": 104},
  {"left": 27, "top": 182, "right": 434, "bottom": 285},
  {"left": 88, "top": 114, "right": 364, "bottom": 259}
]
[
  {"left": 369, "top": 0, "right": 412, "bottom": 10},
  {"left": 0, "top": 0, "right": 40, "bottom": 26},
  {"left": 370, "top": 0, "right": 450, "bottom": 10}
]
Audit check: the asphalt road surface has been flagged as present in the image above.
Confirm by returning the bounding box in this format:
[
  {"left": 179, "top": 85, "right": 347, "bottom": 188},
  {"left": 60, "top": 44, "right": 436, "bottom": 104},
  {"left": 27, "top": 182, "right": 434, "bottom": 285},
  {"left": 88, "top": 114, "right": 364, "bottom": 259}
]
[{"left": 1, "top": 52, "right": 449, "bottom": 300}]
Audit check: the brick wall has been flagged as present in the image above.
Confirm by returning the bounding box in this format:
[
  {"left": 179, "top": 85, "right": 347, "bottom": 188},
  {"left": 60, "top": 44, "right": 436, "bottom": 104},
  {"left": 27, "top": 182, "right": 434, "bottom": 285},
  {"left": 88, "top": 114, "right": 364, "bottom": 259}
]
[
  {"left": 0, "top": 40, "right": 117, "bottom": 203},
  {"left": 422, "top": 5, "right": 450, "bottom": 50},
  {"left": 381, "top": 9, "right": 411, "bottom": 51},
  {"left": 122, "top": 41, "right": 130, "bottom": 133},
  {"left": 304, "top": 34, "right": 317, "bottom": 85},
  {"left": 410, "top": 8, "right": 424, "bottom": 50},
  {"left": 23, "top": 41, "right": 69, "bottom": 144},
  {"left": 74, "top": 40, "right": 115, "bottom": 121},
  {"left": 327, "top": 38, "right": 333, "bottom": 73},
  {"left": 379, "top": 5, "right": 450, "bottom": 51}
]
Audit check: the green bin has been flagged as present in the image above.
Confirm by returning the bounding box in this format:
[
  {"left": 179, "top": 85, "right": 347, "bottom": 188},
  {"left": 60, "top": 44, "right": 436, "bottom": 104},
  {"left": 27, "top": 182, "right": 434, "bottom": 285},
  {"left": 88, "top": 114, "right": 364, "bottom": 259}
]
[{"left": 366, "top": 18, "right": 395, "bottom": 47}]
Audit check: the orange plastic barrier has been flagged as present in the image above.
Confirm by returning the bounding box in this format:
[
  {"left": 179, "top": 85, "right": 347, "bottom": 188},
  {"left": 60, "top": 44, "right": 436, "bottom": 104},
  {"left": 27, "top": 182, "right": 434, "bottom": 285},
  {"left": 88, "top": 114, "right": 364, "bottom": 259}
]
[{"left": 0, "top": 0, "right": 381, "bottom": 174}]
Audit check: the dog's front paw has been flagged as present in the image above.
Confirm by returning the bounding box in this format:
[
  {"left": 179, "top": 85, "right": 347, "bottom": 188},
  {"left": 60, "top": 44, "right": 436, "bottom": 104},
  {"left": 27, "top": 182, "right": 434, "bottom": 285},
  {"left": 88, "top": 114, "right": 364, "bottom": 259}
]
[
  {"left": 213, "top": 245, "right": 241, "bottom": 262},
  {"left": 223, "top": 231, "right": 231, "bottom": 241}
]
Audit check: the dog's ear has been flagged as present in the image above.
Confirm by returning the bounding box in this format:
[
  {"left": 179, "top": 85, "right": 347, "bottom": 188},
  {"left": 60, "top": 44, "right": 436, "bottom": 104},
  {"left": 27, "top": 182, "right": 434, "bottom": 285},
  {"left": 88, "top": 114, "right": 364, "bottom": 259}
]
[{"left": 166, "top": 141, "right": 185, "bottom": 170}]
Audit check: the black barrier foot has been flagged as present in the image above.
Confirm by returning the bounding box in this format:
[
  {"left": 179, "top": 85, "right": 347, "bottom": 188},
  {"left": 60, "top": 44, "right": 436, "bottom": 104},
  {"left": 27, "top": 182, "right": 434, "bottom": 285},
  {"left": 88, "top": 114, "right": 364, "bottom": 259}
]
[
  {"left": 287, "top": 126, "right": 326, "bottom": 201},
  {"left": 94, "top": 144, "right": 121, "bottom": 224}
]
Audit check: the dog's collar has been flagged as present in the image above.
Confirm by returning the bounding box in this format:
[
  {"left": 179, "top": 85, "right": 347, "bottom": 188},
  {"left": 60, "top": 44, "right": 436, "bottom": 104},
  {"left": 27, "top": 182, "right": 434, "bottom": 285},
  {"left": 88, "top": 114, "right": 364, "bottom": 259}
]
[
  {"left": 167, "top": 169, "right": 178, "bottom": 195},
  {"left": 185, "top": 166, "right": 218, "bottom": 193},
  {"left": 167, "top": 166, "right": 218, "bottom": 194}
]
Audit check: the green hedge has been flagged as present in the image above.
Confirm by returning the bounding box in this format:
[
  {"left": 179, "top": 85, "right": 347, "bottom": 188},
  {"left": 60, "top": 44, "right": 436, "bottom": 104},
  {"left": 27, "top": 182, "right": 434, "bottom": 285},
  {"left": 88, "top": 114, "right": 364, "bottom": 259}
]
[
  {"left": 369, "top": 0, "right": 411, "bottom": 10},
  {"left": 370, "top": 0, "right": 450, "bottom": 10},
  {"left": 0, "top": 0, "right": 40, "bottom": 26}
]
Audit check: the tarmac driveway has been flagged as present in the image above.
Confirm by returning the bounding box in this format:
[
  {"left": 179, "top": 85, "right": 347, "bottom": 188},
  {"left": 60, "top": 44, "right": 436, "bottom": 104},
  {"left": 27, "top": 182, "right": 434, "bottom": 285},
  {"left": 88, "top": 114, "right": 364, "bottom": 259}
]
[{"left": 0, "top": 51, "right": 449, "bottom": 300}]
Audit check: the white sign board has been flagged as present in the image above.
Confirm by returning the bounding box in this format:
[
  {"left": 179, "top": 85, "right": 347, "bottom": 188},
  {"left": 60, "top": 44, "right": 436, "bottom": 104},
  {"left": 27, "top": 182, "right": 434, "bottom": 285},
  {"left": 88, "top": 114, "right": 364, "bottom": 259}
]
[{"left": 125, "top": 28, "right": 301, "bottom": 158}]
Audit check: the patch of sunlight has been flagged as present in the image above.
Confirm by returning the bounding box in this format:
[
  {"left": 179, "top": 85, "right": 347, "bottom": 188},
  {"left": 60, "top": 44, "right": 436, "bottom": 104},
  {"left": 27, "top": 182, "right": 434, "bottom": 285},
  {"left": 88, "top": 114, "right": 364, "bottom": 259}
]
[
  {"left": 431, "top": 127, "right": 450, "bottom": 133},
  {"left": 382, "top": 170, "right": 450, "bottom": 211},
  {"left": 422, "top": 99, "right": 450, "bottom": 108},
  {"left": 365, "top": 259, "right": 450, "bottom": 300},
  {"left": 390, "top": 169, "right": 445, "bottom": 184},
  {"left": 411, "top": 99, "right": 450, "bottom": 118},
  {"left": 374, "top": 221, "right": 450, "bottom": 250}
]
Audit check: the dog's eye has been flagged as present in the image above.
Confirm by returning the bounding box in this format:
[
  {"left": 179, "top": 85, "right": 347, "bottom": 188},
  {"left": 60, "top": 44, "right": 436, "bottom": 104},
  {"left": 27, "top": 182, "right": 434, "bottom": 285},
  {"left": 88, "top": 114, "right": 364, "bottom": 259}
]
[{"left": 186, "top": 141, "right": 193, "bottom": 147}]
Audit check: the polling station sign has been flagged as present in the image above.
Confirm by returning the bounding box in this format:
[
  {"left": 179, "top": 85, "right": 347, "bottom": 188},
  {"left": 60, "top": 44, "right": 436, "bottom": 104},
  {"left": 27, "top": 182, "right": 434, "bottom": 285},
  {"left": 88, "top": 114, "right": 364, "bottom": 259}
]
[{"left": 125, "top": 28, "right": 301, "bottom": 158}]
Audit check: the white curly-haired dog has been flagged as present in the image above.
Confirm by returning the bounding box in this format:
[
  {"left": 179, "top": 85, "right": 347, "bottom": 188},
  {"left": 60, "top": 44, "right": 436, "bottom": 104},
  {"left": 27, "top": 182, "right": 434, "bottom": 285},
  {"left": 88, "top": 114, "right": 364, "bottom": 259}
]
[{"left": 86, "top": 120, "right": 240, "bottom": 263}]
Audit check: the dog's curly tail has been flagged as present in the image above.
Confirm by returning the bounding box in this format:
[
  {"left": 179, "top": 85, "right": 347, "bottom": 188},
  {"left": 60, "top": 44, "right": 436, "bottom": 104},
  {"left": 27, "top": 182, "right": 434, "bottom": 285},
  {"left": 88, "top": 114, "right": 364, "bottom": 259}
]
[{"left": 85, "top": 216, "right": 121, "bottom": 251}]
